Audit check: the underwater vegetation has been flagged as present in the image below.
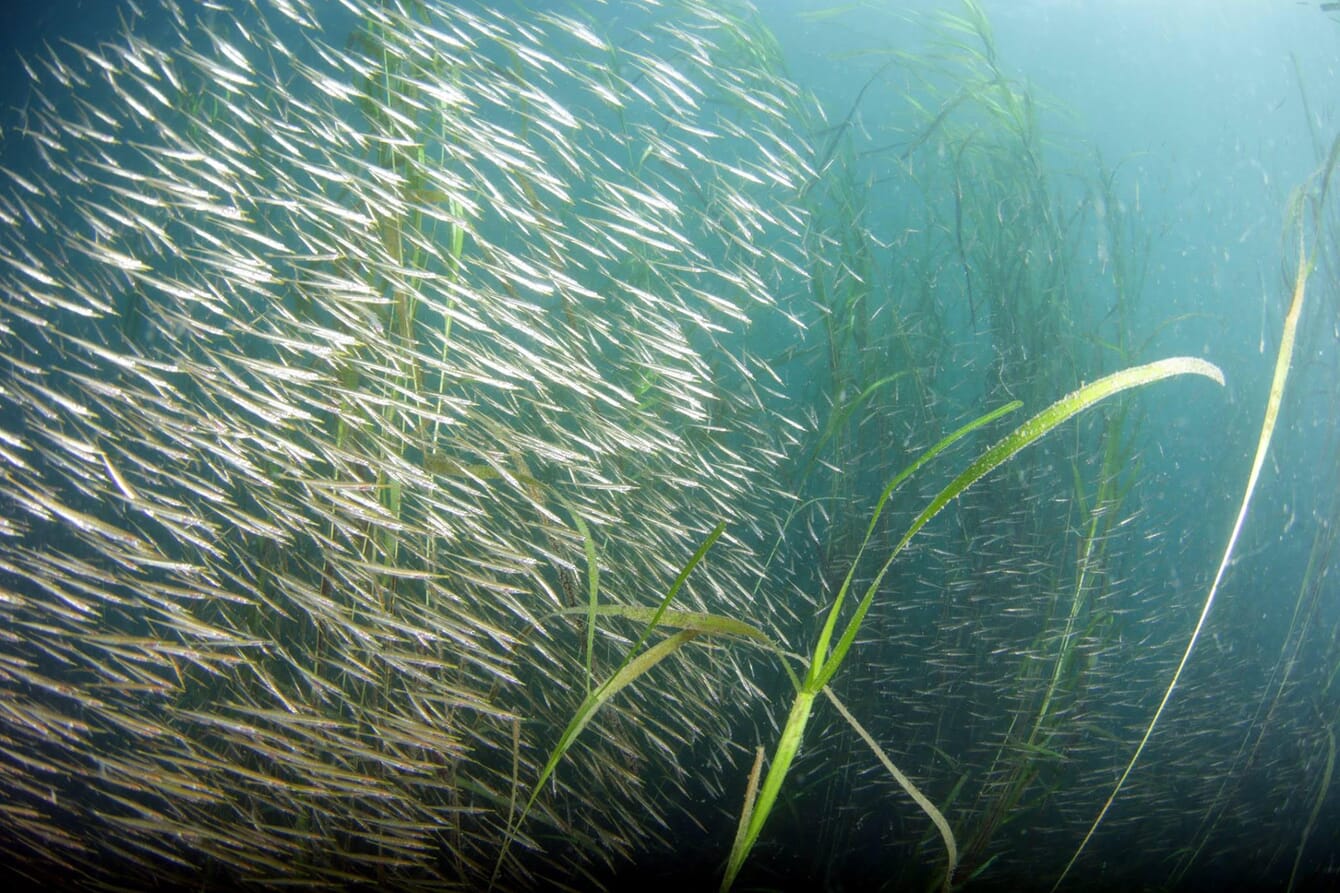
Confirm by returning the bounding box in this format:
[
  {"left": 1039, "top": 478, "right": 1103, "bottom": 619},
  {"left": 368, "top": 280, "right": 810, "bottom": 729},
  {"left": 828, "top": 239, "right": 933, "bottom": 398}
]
[
  {"left": 0, "top": 0, "right": 1335, "bottom": 891},
  {"left": 0, "top": 1, "right": 819, "bottom": 886}
]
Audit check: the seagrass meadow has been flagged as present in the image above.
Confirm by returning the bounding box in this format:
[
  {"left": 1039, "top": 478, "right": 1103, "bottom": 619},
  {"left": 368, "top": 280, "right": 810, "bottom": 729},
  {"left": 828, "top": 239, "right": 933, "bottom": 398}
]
[{"left": 0, "top": 0, "right": 1335, "bottom": 890}]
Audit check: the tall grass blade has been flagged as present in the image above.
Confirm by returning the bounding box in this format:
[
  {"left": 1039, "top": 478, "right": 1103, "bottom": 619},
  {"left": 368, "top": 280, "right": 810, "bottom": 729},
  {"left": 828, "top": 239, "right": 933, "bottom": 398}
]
[
  {"left": 1051, "top": 249, "right": 1308, "bottom": 890},
  {"left": 547, "top": 605, "right": 774, "bottom": 645},
  {"left": 492, "top": 523, "right": 726, "bottom": 887},
  {"left": 721, "top": 689, "right": 818, "bottom": 893},
  {"left": 808, "top": 399, "right": 1023, "bottom": 682},
  {"left": 823, "top": 686, "right": 958, "bottom": 893},
  {"left": 816, "top": 356, "right": 1224, "bottom": 691},
  {"left": 1288, "top": 724, "right": 1335, "bottom": 893},
  {"left": 725, "top": 357, "right": 1223, "bottom": 892},
  {"left": 728, "top": 747, "right": 767, "bottom": 877}
]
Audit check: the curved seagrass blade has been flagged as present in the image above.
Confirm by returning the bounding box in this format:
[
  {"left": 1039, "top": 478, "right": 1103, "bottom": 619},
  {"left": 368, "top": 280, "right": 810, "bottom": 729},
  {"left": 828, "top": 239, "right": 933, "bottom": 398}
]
[
  {"left": 722, "top": 355, "right": 1225, "bottom": 893},
  {"left": 806, "top": 399, "right": 1025, "bottom": 682},
  {"left": 823, "top": 685, "right": 959, "bottom": 893},
  {"left": 547, "top": 605, "right": 776, "bottom": 645},
  {"left": 815, "top": 355, "right": 1225, "bottom": 692},
  {"left": 492, "top": 523, "right": 744, "bottom": 888},
  {"left": 1051, "top": 232, "right": 1313, "bottom": 891}
]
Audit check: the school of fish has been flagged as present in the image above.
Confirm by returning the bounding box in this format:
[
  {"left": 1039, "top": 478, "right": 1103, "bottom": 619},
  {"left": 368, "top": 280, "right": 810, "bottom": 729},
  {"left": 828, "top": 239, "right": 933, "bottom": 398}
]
[{"left": 0, "top": 0, "right": 826, "bottom": 887}]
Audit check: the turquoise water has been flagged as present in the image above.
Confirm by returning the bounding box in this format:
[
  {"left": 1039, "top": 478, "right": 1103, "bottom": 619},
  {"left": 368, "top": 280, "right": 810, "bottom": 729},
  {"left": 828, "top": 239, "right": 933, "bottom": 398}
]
[{"left": 0, "top": 2, "right": 1335, "bottom": 891}]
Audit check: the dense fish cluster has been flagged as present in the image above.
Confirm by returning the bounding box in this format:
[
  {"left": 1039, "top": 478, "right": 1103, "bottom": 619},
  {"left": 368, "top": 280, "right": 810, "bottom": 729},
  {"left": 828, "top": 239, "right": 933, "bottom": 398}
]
[{"left": 0, "top": 0, "right": 822, "bottom": 887}]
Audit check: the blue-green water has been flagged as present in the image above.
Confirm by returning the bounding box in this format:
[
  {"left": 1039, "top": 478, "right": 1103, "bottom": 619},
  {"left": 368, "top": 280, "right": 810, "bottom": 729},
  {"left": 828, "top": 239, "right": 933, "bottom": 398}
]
[{"left": 0, "top": 2, "right": 1335, "bottom": 891}]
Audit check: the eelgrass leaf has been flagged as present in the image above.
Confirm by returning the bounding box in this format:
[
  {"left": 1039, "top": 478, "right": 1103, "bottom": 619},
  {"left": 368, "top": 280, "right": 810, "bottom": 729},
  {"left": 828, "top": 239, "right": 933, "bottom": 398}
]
[
  {"left": 500, "top": 628, "right": 704, "bottom": 887},
  {"left": 727, "top": 747, "right": 766, "bottom": 877},
  {"left": 967, "top": 853, "right": 1003, "bottom": 884},
  {"left": 1053, "top": 250, "right": 1305, "bottom": 889},
  {"left": 1288, "top": 724, "right": 1335, "bottom": 893},
  {"left": 548, "top": 605, "right": 773, "bottom": 645},
  {"left": 815, "top": 356, "right": 1224, "bottom": 690},
  {"left": 551, "top": 521, "right": 725, "bottom": 763},
  {"left": 541, "top": 629, "right": 703, "bottom": 782},
  {"left": 823, "top": 685, "right": 958, "bottom": 893},
  {"left": 724, "top": 357, "right": 1224, "bottom": 893},
  {"left": 625, "top": 521, "right": 727, "bottom": 659},
  {"left": 721, "top": 689, "right": 818, "bottom": 893},
  {"left": 808, "top": 399, "right": 1022, "bottom": 683},
  {"left": 492, "top": 523, "right": 726, "bottom": 890}
]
